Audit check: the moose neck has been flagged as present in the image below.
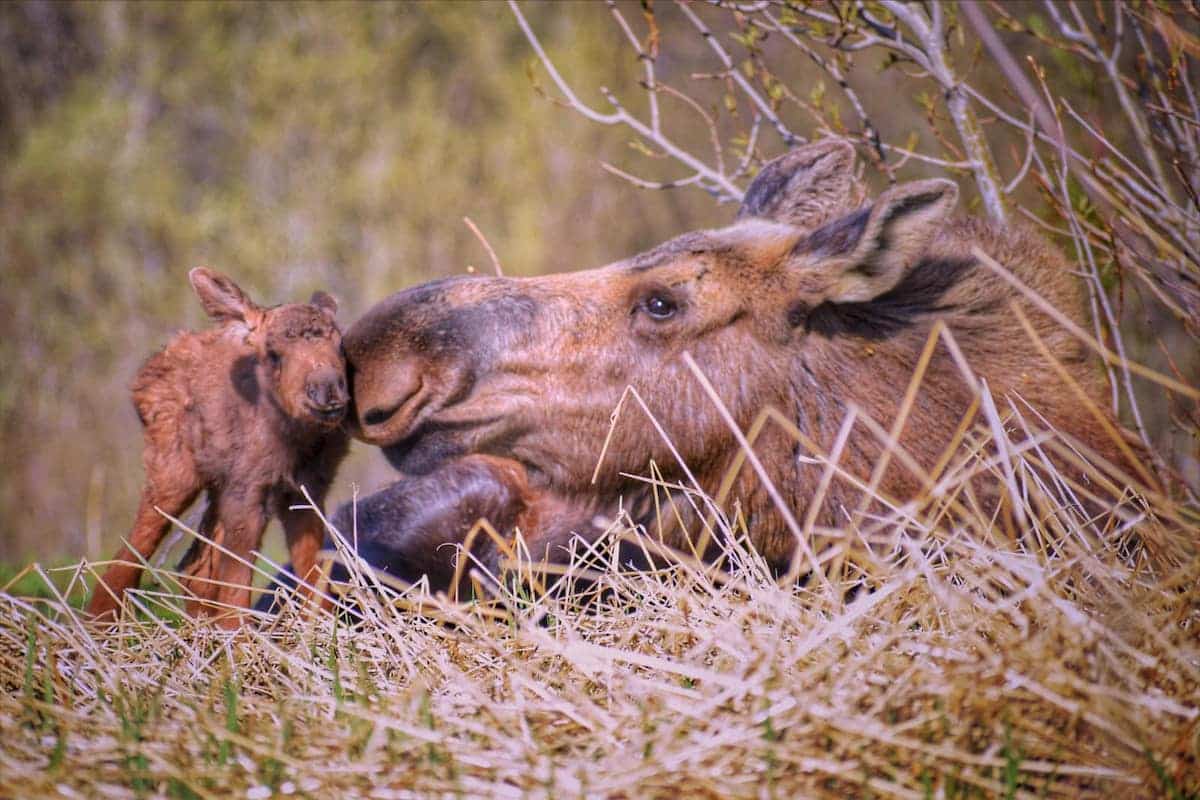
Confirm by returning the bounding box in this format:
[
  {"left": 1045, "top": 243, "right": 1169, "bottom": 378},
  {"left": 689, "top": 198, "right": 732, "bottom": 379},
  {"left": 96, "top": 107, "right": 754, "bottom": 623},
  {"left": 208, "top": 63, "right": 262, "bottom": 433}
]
[{"left": 711, "top": 296, "right": 989, "bottom": 570}]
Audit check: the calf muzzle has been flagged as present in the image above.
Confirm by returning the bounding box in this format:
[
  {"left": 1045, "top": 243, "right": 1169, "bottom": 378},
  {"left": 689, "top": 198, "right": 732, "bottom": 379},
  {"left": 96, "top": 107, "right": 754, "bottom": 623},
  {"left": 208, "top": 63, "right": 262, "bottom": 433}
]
[{"left": 305, "top": 370, "right": 349, "bottom": 420}]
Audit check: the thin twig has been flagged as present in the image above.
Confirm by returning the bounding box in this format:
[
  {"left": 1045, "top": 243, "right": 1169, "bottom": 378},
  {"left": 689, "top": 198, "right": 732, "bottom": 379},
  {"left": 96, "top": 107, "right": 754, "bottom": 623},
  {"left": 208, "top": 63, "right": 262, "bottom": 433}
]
[
  {"left": 508, "top": 0, "right": 743, "bottom": 201},
  {"left": 463, "top": 216, "right": 504, "bottom": 277}
]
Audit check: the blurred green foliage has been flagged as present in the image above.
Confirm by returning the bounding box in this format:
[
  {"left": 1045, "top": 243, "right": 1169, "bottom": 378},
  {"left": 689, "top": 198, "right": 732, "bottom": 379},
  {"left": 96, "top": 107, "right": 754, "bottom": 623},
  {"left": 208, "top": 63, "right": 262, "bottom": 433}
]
[
  {"left": 0, "top": 1, "right": 719, "bottom": 562},
  {"left": 2, "top": 1, "right": 1194, "bottom": 565}
]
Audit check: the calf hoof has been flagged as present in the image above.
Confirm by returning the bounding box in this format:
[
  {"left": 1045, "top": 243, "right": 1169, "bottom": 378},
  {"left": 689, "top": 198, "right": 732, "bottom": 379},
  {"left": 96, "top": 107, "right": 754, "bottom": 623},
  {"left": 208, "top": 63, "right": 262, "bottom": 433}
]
[
  {"left": 253, "top": 565, "right": 299, "bottom": 615},
  {"left": 85, "top": 587, "right": 127, "bottom": 623}
]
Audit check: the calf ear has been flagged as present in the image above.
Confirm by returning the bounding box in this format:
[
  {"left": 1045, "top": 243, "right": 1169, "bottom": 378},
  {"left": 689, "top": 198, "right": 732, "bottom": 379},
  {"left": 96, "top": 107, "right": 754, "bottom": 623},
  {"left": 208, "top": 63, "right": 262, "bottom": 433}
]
[
  {"left": 310, "top": 290, "right": 338, "bottom": 319},
  {"left": 799, "top": 178, "right": 958, "bottom": 303},
  {"left": 736, "top": 139, "right": 858, "bottom": 229},
  {"left": 189, "top": 267, "right": 262, "bottom": 324}
]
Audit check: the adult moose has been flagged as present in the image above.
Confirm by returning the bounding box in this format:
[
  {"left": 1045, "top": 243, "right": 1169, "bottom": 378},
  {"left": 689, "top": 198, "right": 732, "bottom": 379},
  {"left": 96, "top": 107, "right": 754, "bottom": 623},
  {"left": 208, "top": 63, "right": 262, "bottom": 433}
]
[{"left": 330, "top": 139, "right": 1142, "bottom": 596}]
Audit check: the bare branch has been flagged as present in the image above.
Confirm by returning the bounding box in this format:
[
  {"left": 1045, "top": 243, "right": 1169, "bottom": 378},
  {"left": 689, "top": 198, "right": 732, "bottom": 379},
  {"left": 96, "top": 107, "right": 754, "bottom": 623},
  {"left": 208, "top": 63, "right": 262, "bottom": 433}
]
[
  {"left": 600, "top": 162, "right": 702, "bottom": 192},
  {"left": 508, "top": 0, "right": 620, "bottom": 126},
  {"left": 675, "top": 1, "right": 798, "bottom": 146},
  {"left": 731, "top": 113, "right": 762, "bottom": 180},
  {"left": 880, "top": 1, "right": 1007, "bottom": 222},
  {"left": 1003, "top": 114, "right": 1038, "bottom": 195},
  {"left": 759, "top": 8, "right": 887, "bottom": 174},
  {"left": 606, "top": 0, "right": 659, "bottom": 135},
  {"left": 877, "top": 142, "right": 978, "bottom": 171},
  {"left": 463, "top": 217, "right": 503, "bottom": 277},
  {"left": 960, "top": 1, "right": 1059, "bottom": 142},
  {"left": 655, "top": 81, "right": 726, "bottom": 176},
  {"left": 1043, "top": 0, "right": 1175, "bottom": 200},
  {"left": 508, "top": 0, "right": 743, "bottom": 201}
]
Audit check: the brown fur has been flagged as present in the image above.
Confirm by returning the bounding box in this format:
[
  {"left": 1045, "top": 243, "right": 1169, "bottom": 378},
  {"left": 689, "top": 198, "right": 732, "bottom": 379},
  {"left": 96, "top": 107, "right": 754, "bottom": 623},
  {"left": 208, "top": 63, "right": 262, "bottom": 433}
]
[
  {"left": 339, "top": 140, "right": 1144, "bottom": 590},
  {"left": 87, "top": 269, "right": 350, "bottom": 626}
]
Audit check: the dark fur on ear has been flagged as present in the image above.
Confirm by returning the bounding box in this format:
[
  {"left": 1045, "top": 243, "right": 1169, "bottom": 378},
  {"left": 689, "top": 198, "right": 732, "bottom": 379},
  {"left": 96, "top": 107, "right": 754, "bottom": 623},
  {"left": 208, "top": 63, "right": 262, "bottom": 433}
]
[
  {"left": 798, "top": 208, "right": 870, "bottom": 260},
  {"left": 793, "top": 178, "right": 959, "bottom": 303},
  {"left": 804, "top": 257, "right": 976, "bottom": 340},
  {"left": 310, "top": 290, "right": 339, "bottom": 319},
  {"left": 737, "top": 139, "right": 859, "bottom": 229}
]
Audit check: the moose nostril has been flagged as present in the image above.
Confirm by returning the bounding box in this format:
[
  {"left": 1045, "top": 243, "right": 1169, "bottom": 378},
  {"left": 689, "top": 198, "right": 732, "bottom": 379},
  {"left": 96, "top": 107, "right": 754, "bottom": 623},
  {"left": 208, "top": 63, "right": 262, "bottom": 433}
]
[
  {"left": 362, "top": 405, "right": 396, "bottom": 427},
  {"left": 307, "top": 382, "right": 345, "bottom": 409},
  {"left": 356, "top": 365, "right": 422, "bottom": 434}
]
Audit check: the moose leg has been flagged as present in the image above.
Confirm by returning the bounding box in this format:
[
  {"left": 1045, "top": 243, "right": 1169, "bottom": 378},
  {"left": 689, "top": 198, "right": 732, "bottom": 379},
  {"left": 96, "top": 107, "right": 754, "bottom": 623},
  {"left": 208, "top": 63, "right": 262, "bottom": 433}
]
[
  {"left": 515, "top": 502, "right": 592, "bottom": 566},
  {"left": 316, "top": 455, "right": 532, "bottom": 598},
  {"left": 276, "top": 495, "right": 331, "bottom": 612},
  {"left": 256, "top": 456, "right": 600, "bottom": 614},
  {"left": 177, "top": 500, "right": 225, "bottom": 611},
  {"left": 336, "top": 456, "right": 608, "bottom": 598},
  {"left": 186, "top": 492, "right": 266, "bottom": 628},
  {"left": 87, "top": 481, "right": 200, "bottom": 620}
]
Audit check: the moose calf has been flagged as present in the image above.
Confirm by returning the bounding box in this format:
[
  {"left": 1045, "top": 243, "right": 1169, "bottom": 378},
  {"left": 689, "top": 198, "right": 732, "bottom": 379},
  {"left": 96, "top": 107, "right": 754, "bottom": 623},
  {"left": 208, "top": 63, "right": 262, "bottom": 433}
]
[{"left": 87, "top": 268, "right": 350, "bottom": 626}]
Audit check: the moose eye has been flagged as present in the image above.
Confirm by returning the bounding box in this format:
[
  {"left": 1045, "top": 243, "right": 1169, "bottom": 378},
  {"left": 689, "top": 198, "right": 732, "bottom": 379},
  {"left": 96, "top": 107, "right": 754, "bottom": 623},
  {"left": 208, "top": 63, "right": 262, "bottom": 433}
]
[
  {"left": 642, "top": 293, "right": 678, "bottom": 320},
  {"left": 267, "top": 349, "right": 282, "bottom": 367}
]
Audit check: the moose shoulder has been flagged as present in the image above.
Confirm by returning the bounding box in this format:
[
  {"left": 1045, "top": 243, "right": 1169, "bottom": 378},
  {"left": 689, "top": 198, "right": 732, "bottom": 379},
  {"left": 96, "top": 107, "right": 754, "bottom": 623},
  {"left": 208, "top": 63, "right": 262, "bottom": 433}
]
[{"left": 337, "top": 140, "right": 1139, "bottom": 591}]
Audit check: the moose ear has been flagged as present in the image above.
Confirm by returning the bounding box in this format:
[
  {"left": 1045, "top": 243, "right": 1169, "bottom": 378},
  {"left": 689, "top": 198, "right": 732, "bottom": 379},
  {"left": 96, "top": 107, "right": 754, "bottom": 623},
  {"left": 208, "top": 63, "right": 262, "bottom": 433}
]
[
  {"left": 737, "top": 139, "right": 858, "bottom": 229},
  {"left": 188, "top": 267, "right": 262, "bottom": 325},
  {"left": 799, "top": 178, "right": 958, "bottom": 303},
  {"left": 310, "top": 290, "right": 338, "bottom": 319}
]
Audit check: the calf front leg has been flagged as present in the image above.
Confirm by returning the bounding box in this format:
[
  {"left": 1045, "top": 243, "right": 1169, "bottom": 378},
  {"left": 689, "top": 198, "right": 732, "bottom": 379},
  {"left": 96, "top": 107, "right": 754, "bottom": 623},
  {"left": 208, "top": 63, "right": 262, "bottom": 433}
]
[{"left": 276, "top": 494, "right": 332, "bottom": 613}]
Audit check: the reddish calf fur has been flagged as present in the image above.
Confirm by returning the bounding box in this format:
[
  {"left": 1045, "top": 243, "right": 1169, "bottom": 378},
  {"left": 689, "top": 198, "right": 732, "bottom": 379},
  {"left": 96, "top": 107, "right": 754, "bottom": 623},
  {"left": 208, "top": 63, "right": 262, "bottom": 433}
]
[
  {"left": 88, "top": 269, "right": 349, "bottom": 626},
  {"left": 329, "top": 139, "right": 1148, "bottom": 593}
]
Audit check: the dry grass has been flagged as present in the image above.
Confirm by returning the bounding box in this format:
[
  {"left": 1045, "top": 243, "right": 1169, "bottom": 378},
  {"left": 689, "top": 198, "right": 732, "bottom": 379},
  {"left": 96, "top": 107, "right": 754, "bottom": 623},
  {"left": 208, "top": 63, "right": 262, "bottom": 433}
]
[
  {"left": 2, "top": 415, "right": 1197, "bottom": 799},
  {"left": 3, "top": 5, "right": 1197, "bottom": 798}
]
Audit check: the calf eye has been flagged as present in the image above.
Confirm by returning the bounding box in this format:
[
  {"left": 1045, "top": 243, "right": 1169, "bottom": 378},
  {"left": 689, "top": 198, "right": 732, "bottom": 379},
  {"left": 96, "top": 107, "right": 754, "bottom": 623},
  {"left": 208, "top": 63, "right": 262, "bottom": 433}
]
[
  {"left": 267, "top": 349, "right": 282, "bottom": 367},
  {"left": 643, "top": 293, "right": 677, "bottom": 320}
]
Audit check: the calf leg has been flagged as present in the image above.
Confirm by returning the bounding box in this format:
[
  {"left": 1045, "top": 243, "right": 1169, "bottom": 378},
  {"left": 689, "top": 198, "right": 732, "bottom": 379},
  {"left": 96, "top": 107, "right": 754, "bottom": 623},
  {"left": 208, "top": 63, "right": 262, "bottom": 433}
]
[
  {"left": 185, "top": 493, "right": 266, "bottom": 628},
  {"left": 89, "top": 417, "right": 203, "bottom": 620},
  {"left": 177, "top": 501, "right": 225, "bottom": 610},
  {"left": 277, "top": 495, "right": 331, "bottom": 612},
  {"left": 88, "top": 481, "right": 199, "bottom": 620}
]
